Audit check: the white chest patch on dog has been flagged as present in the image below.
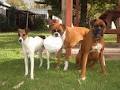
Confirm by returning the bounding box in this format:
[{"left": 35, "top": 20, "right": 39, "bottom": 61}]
[{"left": 91, "top": 43, "right": 103, "bottom": 53}]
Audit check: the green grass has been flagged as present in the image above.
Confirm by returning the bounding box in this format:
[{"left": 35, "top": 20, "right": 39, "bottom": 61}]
[
  {"left": 0, "top": 32, "right": 120, "bottom": 90},
  {"left": 104, "top": 34, "right": 117, "bottom": 42}
]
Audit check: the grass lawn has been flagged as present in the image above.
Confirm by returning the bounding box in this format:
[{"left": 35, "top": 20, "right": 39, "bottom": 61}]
[{"left": 0, "top": 32, "right": 120, "bottom": 90}]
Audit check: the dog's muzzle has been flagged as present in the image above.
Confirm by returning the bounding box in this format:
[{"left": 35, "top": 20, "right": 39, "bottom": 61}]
[
  {"left": 53, "top": 32, "right": 61, "bottom": 37},
  {"left": 93, "top": 28, "right": 103, "bottom": 39},
  {"left": 18, "top": 37, "right": 23, "bottom": 43},
  {"left": 19, "top": 39, "right": 22, "bottom": 43}
]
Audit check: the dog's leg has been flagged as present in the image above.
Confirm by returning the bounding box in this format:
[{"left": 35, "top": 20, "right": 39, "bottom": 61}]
[
  {"left": 30, "top": 54, "right": 34, "bottom": 80},
  {"left": 81, "top": 51, "right": 89, "bottom": 80},
  {"left": 24, "top": 56, "right": 29, "bottom": 76},
  {"left": 76, "top": 50, "right": 82, "bottom": 69},
  {"left": 56, "top": 48, "right": 62, "bottom": 69},
  {"left": 46, "top": 51, "right": 50, "bottom": 70},
  {"left": 102, "top": 55, "right": 106, "bottom": 66},
  {"left": 99, "top": 53, "right": 106, "bottom": 74},
  {"left": 64, "top": 48, "right": 71, "bottom": 71},
  {"left": 39, "top": 52, "right": 43, "bottom": 68}
]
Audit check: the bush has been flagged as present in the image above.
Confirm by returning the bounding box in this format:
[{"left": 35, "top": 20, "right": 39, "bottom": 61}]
[
  {"left": 0, "top": 7, "right": 18, "bottom": 32},
  {"left": 34, "top": 17, "right": 48, "bottom": 31}
]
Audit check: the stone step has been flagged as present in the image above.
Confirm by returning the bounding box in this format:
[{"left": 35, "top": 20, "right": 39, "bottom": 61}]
[{"left": 63, "top": 48, "right": 120, "bottom": 55}]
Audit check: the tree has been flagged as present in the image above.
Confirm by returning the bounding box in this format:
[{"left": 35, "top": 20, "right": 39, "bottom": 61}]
[{"left": 45, "top": 0, "right": 61, "bottom": 17}]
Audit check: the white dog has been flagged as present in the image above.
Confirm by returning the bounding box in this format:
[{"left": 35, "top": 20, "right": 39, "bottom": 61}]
[
  {"left": 43, "top": 29, "right": 63, "bottom": 68},
  {"left": 18, "top": 29, "right": 48, "bottom": 79}
]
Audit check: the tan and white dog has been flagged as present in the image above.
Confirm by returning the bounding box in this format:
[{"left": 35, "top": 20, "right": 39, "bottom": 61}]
[{"left": 18, "top": 29, "right": 48, "bottom": 79}]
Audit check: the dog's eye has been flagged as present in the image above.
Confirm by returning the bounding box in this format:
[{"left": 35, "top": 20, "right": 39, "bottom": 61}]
[
  {"left": 23, "top": 34, "right": 26, "bottom": 36},
  {"left": 58, "top": 30, "right": 61, "bottom": 33},
  {"left": 100, "top": 25, "right": 104, "bottom": 28},
  {"left": 52, "top": 29, "right": 56, "bottom": 32},
  {"left": 94, "top": 25, "right": 99, "bottom": 28}
]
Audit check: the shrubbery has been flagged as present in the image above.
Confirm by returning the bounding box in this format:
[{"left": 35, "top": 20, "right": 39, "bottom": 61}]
[{"left": 33, "top": 17, "right": 48, "bottom": 31}]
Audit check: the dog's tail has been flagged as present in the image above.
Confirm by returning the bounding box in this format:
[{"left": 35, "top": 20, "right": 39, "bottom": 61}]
[{"left": 39, "top": 35, "right": 46, "bottom": 39}]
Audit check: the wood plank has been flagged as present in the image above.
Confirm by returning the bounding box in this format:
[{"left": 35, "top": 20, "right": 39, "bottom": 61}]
[{"left": 105, "top": 29, "right": 120, "bottom": 34}]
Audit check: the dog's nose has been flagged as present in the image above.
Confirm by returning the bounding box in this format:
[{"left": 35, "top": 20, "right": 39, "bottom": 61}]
[
  {"left": 55, "top": 33, "right": 58, "bottom": 37},
  {"left": 19, "top": 39, "right": 22, "bottom": 43}
]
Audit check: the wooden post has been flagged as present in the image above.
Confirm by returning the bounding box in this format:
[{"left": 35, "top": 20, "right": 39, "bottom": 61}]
[
  {"left": 26, "top": 12, "right": 29, "bottom": 29},
  {"left": 116, "top": 18, "right": 120, "bottom": 43},
  {"left": 116, "top": 0, "right": 120, "bottom": 43},
  {"left": 61, "top": 0, "right": 66, "bottom": 24},
  {"left": 65, "top": 0, "right": 73, "bottom": 27}
]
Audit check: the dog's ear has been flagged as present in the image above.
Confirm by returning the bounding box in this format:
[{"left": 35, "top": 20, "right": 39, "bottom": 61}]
[
  {"left": 60, "top": 24, "right": 66, "bottom": 30},
  {"left": 18, "top": 28, "right": 24, "bottom": 32},
  {"left": 18, "top": 28, "right": 29, "bottom": 35},
  {"left": 90, "top": 19, "right": 96, "bottom": 26},
  {"left": 89, "top": 19, "right": 97, "bottom": 29},
  {"left": 103, "top": 20, "right": 107, "bottom": 26}
]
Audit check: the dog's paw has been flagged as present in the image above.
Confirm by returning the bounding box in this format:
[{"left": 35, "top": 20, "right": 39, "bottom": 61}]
[
  {"left": 63, "top": 61, "right": 69, "bottom": 71},
  {"left": 47, "top": 67, "right": 50, "bottom": 70},
  {"left": 81, "top": 77, "right": 86, "bottom": 81},
  {"left": 24, "top": 73, "right": 28, "bottom": 76},
  {"left": 30, "top": 76, "right": 34, "bottom": 80},
  {"left": 63, "top": 68, "right": 68, "bottom": 71}
]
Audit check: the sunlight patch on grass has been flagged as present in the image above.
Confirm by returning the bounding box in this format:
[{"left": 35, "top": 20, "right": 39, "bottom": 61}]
[{"left": 104, "top": 34, "right": 116, "bottom": 42}]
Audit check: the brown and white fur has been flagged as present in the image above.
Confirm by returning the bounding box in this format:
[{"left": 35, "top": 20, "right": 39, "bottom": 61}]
[
  {"left": 50, "top": 19, "right": 106, "bottom": 80},
  {"left": 18, "top": 29, "right": 49, "bottom": 79},
  {"left": 76, "top": 19, "right": 107, "bottom": 80}
]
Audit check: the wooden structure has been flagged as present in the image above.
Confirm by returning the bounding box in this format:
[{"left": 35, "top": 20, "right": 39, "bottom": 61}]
[
  {"left": 62, "top": 0, "right": 80, "bottom": 26},
  {"left": 99, "top": 10, "right": 120, "bottom": 43},
  {"left": 73, "top": 0, "right": 80, "bottom": 26},
  {"left": 65, "top": 0, "right": 73, "bottom": 27},
  {"left": 6, "top": 9, "right": 36, "bottom": 29}
]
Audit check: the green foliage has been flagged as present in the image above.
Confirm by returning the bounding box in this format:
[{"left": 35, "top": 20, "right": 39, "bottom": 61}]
[
  {"left": 88, "top": 1, "right": 116, "bottom": 19},
  {"left": 0, "top": 15, "right": 7, "bottom": 32},
  {"left": 45, "top": 0, "right": 61, "bottom": 17},
  {"left": 0, "top": 7, "right": 18, "bottom": 32},
  {"left": 7, "top": 0, "right": 27, "bottom": 10},
  {"left": 88, "top": 0, "right": 118, "bottom": 4},
  {"left": 34, "top": 17, "right": 48, "bottom": 31}
]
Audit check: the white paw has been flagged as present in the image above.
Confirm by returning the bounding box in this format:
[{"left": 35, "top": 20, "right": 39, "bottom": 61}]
[
  {"left": 47, "top": 67, "right": 49, "bottom": 70},
  {"left": 64, "top": 61, "right": 68, "bottom": 71},
  {"left": 31, "top": 76, "right": 34, "bottom": 80},
  {"left": 64, "top": 67, "right": 68, "bottom": 71},
  {"left": 81, "top": 77, "right": 86, "bottom": 81},
  {"left": 25, "top": 72, "right": 28, "bottom": 76}
]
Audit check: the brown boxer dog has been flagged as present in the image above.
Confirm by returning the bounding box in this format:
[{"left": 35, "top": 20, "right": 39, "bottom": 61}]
[
  {"left": 50, "top": 19, "right": 106, "bottom": 80},
  {"left": 76, "top": 19, "right": 107, "bottom": 79}
]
